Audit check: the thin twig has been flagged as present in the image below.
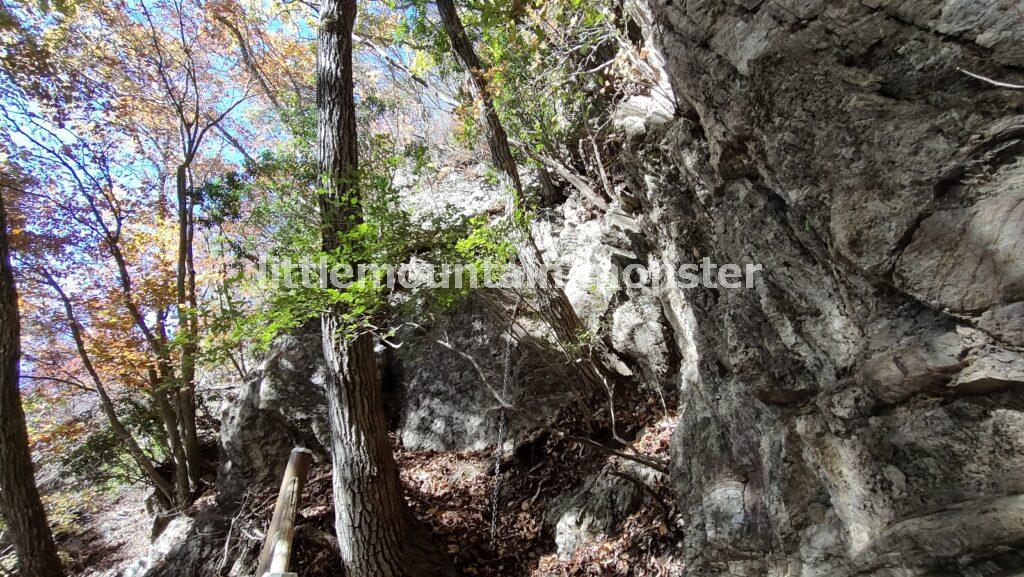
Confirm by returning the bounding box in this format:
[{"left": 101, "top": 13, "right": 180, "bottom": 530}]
[
  {"left": 219, "top": 492, "right": 252, "bottom": 571},
  {"left": 957, "top": 67, "right": 1024, "bottom": 90},
  {"left": 435, "top": 338, "right": 670, "bottom": 473}
]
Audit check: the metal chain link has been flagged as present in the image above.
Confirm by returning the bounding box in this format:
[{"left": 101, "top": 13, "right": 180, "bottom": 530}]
[{"left": 491, "top": 297, "right": 521, "bottom": 542}]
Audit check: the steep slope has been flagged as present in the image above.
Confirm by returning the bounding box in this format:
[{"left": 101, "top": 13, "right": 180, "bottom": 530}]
[{"left": 87, "top": 3, "right": 1024, "bottom": 575}]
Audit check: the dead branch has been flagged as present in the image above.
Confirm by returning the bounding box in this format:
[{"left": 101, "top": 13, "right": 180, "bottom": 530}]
[
  {"left": 435, "top": 338, "right": 670, "bottom": 474},
  {"left": 957, "top": 67, "right": 1024, "bottom": 90},
  {"left": 509, "top": 137, "right": 610, "bottom": 211}
]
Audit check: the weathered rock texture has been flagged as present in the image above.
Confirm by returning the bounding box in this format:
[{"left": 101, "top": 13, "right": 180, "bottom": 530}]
[
  {"left": 216, "top": 300, "right": 576, "bottom": 460},
  {"left": 393, "top": 297, "right": 574, "bottom": 451},
  {"left": 544, "top": 461, "right": 665, "bottom": 559},
  {"left": 218, "top": 323, "right": 330, "bottom": 507},
  {"left": 629, "top": 0, "right": 1024, "bottom": 574}
]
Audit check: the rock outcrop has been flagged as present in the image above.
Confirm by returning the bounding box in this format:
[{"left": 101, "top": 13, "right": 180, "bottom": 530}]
[
  {"left": 145, "top": 3, "right": 1024, "bottom": 574},
  {"left": 393, "top": 298, "right": 575, "bottom": 451},
  {"left": 619, "top": 0, "right": 1024, "bottom": 574},
  {"left": 216, "top": 300, "right": 585, "bottom": 460},
  {"left": 218, "top": 323, "right": 330, "bottom": 507}
]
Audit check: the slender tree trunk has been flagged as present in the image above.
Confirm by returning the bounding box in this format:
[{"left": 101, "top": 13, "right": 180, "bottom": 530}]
[
  {"left": 153, "top": 316, "right": 190, "bottom": 504},
  {"left": 174, "top": 163, "right": 202, "bottom": 490},
  {"left": 153, "top": 384, "right": 190, "bottom": 504},
  {"left": 436, "top": 0, "right": 604, "bottom": 396},
  {"left": 92, "top": 385, "right": 176, "bottom": 506},
  {"left": 436, "top": 0, "right": 520, "bottom": 202},
  {"left": 317, "top": 1, "right": 452, "bottom": 574},
  {"left": 44, "top": 273, "right": 176, "bottom": 505},
  {"left": 0, "top": 196, "right": 65, "bottom": 577}
]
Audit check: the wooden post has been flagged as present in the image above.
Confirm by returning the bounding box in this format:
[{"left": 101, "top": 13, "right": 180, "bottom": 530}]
[{"left": 255, "top": 448, "right": 312, "bottom": 577}]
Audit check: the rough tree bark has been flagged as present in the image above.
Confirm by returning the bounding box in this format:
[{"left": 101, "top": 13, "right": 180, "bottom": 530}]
[
  {"left": 436, "top": 0, "right": 605, "bottom": 397},
  {"left": 0, "top": 194, "right": 65, "bottom": 577},
  {"left": 316, "top": 0, "right": 453, "bottom": 575}
]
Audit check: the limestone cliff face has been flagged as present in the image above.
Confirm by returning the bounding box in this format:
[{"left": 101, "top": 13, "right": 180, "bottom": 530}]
[{"left": 637, "top": 0, "right": 1024, "bottom": 574}]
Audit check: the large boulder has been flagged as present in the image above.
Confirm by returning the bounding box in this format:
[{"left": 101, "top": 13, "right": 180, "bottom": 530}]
[
  {"left": 393, "top": 297, "right": 575, "bottom": 451},
  {"left": 612, "top": 0, "right": 1024, "bottom": 574},
  {"left": 216, "top": 299, "right": 578, "bottom": 459},
  {"left": 217, "top": 323, "right": 330, "bottom": 507}
]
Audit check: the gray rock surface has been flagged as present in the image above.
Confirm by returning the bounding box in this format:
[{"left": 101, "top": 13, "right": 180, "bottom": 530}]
[
  {"left": 216, "top": 300, "right": 577, "bottom": 459},
  {"left": 616, "top": 0, "right": 1024, "bottom": 574},
  {"left": 86, "top": 517, "right": 196, "bottom": 577},
  {"left": 545, "top": 469, "right": 641, "bottom": 558},
  {"left": 218, "top": 323, "right": 330, "bottom": 506},
  {"left": 393, "top": 297, "right": 575, "bottom": 451}
]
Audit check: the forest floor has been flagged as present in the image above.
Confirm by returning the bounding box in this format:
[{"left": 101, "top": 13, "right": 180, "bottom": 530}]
[
  {"left": 61, "top": 400, "right": 683, "bottom": 576},
  {"left": 403, "top": 415, "right": 684, "bottom": 577},
  {"left": 288, "top": 402, "right": 685, "bottom": 577},
  {"left": 60, "top": 486, "right": 153, "bottom": 575}
]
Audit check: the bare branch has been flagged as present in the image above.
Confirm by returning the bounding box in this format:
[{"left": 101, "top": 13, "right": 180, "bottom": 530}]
[
  {"left": 957, "top": 67, "right": 1024, "bottom": 90},
  {"left": 213, "top": 13, "right": 286, "bottom": 115},
  {"left": 20, "top": 374, "right": 94, "bottom": 392},
  {"left": 434, "top": 337, "right": 669, "bottom": 473}
]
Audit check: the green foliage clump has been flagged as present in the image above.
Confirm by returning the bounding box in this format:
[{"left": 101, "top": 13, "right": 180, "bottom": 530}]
[{"left": 203, "top": 98, "right": 520, "bottom": 354}]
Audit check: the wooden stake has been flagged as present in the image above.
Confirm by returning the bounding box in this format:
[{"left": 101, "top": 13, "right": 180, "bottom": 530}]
[{"left": 256, "top": 448, "right": 312, "bottom": 577}]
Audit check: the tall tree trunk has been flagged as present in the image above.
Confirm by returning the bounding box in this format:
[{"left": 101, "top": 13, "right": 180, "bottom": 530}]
[
  {"left": 175, "top": 163, "right": 202, "bottom": 490},
  {"left": 0, "top": 195, "right": 65, "bottom": 577},
  {"left": 436, "top": 0, "right": 604, "bottom": 397},
  {"left": 317, "top": 1, "right": 452, "bottom": 574},
  {"left": 321, "top": 330, "right": 452, "bottom": 576}
]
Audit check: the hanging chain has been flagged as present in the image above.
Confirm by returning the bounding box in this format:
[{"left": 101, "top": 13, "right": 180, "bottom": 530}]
[{"left": 491, "top": 296, "right": 522, "bottom": 542}]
